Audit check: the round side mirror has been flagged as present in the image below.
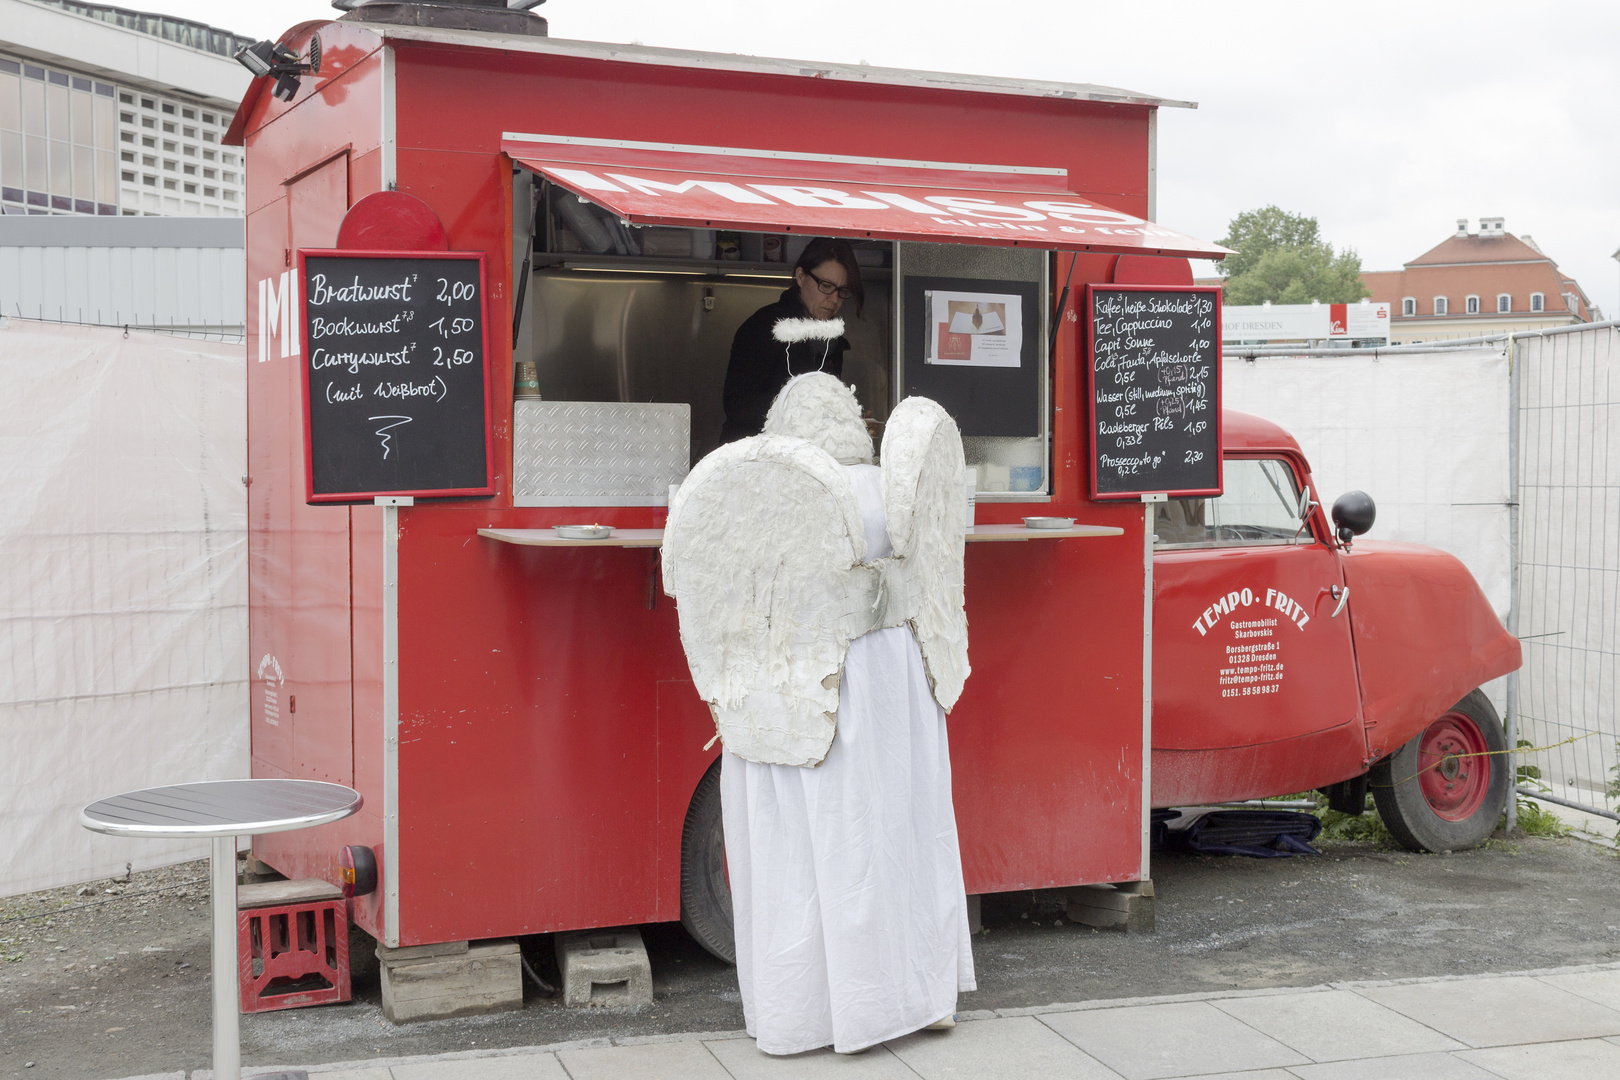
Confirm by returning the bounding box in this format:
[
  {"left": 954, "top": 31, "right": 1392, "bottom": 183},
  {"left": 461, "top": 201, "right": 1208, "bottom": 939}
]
[{"left": 1331, "top": 491, "right": 1376, "bottom": 545}]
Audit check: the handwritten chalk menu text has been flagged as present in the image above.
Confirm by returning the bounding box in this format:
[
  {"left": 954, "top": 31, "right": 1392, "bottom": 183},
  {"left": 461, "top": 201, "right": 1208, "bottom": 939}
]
[
  {"left": 298, "top": 250, "right": 493, "bottom": 502},
  {"left": 1086, "top": 284, "right": 1222, "bottom": 499}
]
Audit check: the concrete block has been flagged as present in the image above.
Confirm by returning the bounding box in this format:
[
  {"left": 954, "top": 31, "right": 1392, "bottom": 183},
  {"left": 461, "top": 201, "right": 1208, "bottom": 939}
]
[
  {"left": 556, "top": 927, "right": 654, "bottom": 1008},
  {"left": 377, "top": 939, "right": 521, "bottom": 1022},
  {"left": 376, "top": 940, "right": 470, "bottom": 961},
  {"left": 238, "top": 878, "right": 343, "bottom": 909},
  {"left": 239, "top": 853, "right": 286, "bottom": 885},
  {"left": 966, "top": 893, "right": 982, "bottom": 935},
  {"left": 1065, "top": 879, "right": 1155, "bottom": 933}
]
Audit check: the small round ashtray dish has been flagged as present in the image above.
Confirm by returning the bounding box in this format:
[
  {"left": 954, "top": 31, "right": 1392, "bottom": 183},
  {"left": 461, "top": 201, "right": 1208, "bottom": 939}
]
[
  {"left": 555, "top": 524, "right": 614, "bottom": 540},
  {"left": 1023, "top": 516, "right": 1075, "bottom": 530}
]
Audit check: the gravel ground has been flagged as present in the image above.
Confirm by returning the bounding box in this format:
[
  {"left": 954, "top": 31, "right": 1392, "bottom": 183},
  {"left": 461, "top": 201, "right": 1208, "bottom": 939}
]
[{"left": 4, "top": 834, "right": 1618, "bottom": 1080}]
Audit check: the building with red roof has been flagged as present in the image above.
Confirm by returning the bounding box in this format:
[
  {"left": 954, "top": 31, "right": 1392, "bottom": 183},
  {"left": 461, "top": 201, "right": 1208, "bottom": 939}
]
[{"left": 1362, "top": 217, "right": 1597, "bottom": 343}]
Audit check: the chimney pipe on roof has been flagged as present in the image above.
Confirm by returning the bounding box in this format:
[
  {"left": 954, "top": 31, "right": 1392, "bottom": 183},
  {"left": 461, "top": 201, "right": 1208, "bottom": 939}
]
[
  {"left": 1456, "top": 218, "right": 1470, "bottom": 238},
  {"left": 1480, "top": 216, "right": 1505, "bottom": 238},
  {"left": 335, "top": 1, "right": 548, "bottom": 36}
]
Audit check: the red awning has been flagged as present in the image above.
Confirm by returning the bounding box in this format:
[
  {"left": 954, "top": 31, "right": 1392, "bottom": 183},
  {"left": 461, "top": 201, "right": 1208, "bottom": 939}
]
[{"left": 503, "top": 134, "right": 1229, "bottom": 260}]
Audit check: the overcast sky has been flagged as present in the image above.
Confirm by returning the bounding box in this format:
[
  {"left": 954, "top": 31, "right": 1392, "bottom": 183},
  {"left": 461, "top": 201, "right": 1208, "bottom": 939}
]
[{"left": 172, "top": 0, "right": 1620, "bottom": 318}]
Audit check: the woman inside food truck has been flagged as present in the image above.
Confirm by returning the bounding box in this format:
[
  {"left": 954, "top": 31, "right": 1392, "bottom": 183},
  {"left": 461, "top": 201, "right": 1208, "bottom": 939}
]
[{"left": 718, "top": 237, "right": 865, "bottom": 441}]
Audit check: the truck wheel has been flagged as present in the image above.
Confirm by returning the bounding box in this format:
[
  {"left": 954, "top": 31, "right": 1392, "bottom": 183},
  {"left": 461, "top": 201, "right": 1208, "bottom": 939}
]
[
  {"left": 680, "top": 759, "right": 735, "bottom": 964},
  {"left": 1371, "top": 689, "right": 1508, "bottom": 853}
]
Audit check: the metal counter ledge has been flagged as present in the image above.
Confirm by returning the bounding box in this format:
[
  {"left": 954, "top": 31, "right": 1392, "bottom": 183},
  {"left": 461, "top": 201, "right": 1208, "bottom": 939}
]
[{"left": 477, "top": 523, "right": 1125, "bottom": 547}]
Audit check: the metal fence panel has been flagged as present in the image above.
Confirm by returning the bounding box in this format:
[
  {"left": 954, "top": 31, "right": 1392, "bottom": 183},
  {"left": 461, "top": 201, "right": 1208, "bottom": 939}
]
[{"left": 1513, "top": 325, "right": 1620, "bottom": 817}]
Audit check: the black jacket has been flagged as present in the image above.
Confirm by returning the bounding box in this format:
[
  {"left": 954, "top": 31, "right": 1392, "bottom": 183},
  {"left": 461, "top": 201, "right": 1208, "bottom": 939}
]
[{"left": 720, "top": 288, "right": 850, "bottom": 442}]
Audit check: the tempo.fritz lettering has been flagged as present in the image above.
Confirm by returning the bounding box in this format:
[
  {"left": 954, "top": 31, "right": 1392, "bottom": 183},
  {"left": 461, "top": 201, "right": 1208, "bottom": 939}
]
[{"left": 1192, "top": 587, "right": 1310, "bottom": 636}]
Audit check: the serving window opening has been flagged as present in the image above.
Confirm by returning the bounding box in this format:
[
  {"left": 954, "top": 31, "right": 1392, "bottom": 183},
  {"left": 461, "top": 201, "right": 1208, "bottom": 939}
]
[{"left": 509, "top": 172, "right": 1052, "bottom": 507}]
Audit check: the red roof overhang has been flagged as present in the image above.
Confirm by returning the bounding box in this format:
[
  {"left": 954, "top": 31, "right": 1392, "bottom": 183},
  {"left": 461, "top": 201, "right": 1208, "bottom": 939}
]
[{"left": 503, "top": 134, "right": 1230, "bottom": 260}]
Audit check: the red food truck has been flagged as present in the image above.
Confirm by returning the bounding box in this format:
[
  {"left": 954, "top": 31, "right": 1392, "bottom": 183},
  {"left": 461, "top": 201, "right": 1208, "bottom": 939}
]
[{"left": 229, "top": 0, "right": 1518, "bottom": 1007}]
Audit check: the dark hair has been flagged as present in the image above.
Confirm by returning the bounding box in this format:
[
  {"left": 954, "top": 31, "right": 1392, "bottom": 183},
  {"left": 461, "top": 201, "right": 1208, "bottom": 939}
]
[{"left": 794, "top": 236, "right": 865, "bottom": 316}]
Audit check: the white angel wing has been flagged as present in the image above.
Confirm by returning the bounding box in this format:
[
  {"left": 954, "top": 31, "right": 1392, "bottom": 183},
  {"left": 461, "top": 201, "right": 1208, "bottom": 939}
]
[
  {"left": 662, "top": 435, "right": 876, "bottom": 767},
  {"left": 880, "top": 396, "right": 970, "bottom": 711}
]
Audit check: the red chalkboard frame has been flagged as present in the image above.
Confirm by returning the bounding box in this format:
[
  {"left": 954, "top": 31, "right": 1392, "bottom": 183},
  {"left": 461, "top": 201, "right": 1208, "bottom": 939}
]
[
  {"left": 297, "top": 248, "right": 495, "bottom": 504},
  {"left": 1085, "top": 282, "right": 1224, "bottom": 501}
]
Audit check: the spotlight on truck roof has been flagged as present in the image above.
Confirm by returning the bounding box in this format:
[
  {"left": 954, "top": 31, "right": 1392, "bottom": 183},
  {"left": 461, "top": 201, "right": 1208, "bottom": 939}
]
[
  {"left": 233, "top": 40, "right": 276, "bottom": 79},
  {"left": 272, "top": 72, "right": 301, "bottom": 102},
  {"left": 234, "top": 36, "right": 322, "bottom": 102}
]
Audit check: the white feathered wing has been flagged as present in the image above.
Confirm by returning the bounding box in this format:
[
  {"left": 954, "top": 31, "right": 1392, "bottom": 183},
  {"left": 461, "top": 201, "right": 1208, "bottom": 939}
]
[
  {"left": 881, "top": 396, "right": 970, "bottom": 711},
  {"left": 662, "top": 435, "right": 876, "bottom": 767}
]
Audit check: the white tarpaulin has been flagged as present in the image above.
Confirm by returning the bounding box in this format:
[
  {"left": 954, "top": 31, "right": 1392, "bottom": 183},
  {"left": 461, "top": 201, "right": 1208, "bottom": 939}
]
[
  {"left": 1222, "top": 348, "right": 1511, "bottom": 620},
  {"left": 0, "top": 318, "right": 247, "bottom": 897},
  {"left": 1222, "top": 348, "right": 1511, "bottom": 716}
]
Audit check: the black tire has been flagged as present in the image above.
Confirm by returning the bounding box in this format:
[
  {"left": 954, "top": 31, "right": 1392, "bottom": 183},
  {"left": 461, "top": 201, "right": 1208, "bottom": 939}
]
[
  {"left": 1371, "top": 689, "right": 1508, "bottom": 853},
  {"left": 680, "top": 759, "right": 735, "bottom": 964}
]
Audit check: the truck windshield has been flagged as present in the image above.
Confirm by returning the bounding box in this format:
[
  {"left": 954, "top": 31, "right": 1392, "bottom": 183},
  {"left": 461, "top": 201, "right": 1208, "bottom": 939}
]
[{"left": 1154, "top": 458, "right": 1308, "bottom": 548}]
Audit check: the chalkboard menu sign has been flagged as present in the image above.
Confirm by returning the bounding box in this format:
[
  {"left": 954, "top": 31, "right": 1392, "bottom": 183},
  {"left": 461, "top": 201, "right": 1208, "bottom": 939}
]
[
  {"left": 298, "top": 250, "right": 493, "bottom": 502},
  {"left": 1086, "top": 284, "right": 1223, "bottom": 499}
]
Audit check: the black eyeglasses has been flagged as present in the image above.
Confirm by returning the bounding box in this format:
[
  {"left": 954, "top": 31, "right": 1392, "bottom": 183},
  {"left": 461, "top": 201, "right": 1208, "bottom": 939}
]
[{"left": 804, "top": 268, "right": 854, "bottom": 301}]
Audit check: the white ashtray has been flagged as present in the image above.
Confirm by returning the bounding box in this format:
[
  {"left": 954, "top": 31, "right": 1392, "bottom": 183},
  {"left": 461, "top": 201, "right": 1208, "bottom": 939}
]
[
  {"left": 1023, "top": 516, "right": 1075, "bottom": 530},
  {"left": 555, "top": 524, "right": 614, "bottom": 540}
]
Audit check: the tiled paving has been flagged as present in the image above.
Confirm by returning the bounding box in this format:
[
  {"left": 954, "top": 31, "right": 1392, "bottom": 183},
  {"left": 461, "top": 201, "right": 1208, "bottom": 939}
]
[
  {"left": 1039, "top": 1000, "right": 1309, "bottom": 1078},
  {"left": 161, "top": 962, "right": 1620, "bottom": 1080},
  {"left": 1354, "top": 974, "right": 1620, "bottom": 1048},
  {"left": 1209, "top": 988, "right": 1465, "bottom": 1061}
]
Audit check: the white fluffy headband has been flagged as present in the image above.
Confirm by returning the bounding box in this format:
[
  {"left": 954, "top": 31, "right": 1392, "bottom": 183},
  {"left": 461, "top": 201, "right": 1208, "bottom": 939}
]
[{"left": 773, "top": 317, "right": 845, "bottom": 343}]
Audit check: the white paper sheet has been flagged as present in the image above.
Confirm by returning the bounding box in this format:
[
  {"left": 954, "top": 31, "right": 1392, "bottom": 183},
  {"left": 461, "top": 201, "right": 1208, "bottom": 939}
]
[{"left": 927, "top": 290, "right": 1022, "bottom": 368}]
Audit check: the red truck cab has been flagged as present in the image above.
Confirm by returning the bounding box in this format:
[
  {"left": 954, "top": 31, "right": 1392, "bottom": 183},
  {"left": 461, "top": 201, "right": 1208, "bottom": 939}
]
[{"left": 1152, "top": 409, "right": 1521, "bottom": 852}]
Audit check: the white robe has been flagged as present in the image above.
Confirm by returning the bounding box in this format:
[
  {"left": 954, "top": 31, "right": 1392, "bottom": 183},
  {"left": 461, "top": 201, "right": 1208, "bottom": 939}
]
[{"left": 721, "top": 463, "right": 977, "bottom": 1056}]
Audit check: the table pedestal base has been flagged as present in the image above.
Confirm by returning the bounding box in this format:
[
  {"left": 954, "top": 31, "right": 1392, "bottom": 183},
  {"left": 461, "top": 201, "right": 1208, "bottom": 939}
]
[{"left": 212, "top": 835, "right": 240, "bottom": 1080}]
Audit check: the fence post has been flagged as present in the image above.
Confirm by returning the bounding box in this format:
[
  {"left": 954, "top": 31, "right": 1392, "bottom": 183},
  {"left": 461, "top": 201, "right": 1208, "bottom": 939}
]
[{"left": 1505, "top": 333, "right": 1519, "bottom": 833}]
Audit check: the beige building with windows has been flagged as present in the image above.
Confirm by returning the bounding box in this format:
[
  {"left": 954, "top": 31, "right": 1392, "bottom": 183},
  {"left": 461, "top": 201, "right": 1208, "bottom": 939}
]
[
  {"left": 1362, "top": 217, "right": 1597, "bottom": 344},
  {"left": 0, "top": 0, "right": 251, "bottom": 217}
]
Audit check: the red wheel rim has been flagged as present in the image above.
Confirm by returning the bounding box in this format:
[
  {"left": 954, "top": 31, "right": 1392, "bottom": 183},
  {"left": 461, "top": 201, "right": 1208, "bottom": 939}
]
[{"left": 1416, "top": 712, "right": 1492, "bottom": 822}]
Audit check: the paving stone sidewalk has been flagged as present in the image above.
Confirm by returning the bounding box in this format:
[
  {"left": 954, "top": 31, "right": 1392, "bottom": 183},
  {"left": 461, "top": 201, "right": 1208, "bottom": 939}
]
[{"left": 140, "top": 962, "right": 1620, "bottom": 1080}]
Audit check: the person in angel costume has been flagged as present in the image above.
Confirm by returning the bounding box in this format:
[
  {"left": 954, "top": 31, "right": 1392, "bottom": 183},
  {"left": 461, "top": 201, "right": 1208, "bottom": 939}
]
[{"left": 663, "top": 352, "right": 975, "bottom": 1056}]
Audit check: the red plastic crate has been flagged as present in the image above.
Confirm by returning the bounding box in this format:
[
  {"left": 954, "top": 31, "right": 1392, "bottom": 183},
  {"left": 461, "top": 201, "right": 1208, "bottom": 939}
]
[{"left": 237, "top": 898, "right": 351, "bottom": 1012}]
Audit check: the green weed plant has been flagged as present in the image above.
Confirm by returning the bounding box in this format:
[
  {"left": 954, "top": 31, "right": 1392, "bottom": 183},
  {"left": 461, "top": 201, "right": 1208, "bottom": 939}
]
[{"left": 1512, "top": 798, "right": 1570, "bottom": 838}]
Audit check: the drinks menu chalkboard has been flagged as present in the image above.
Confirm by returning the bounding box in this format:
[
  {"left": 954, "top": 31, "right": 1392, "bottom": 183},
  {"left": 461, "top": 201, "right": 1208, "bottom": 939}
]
[
  {"left": 298, "top": 250, "right": 493, "bottom": 502},
  {"left": 1086, "top": 285, "right": 1222, "bottom": 499}
]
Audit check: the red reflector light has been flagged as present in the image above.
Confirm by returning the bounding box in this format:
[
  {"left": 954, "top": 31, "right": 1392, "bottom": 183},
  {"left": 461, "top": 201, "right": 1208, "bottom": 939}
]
[{"left": 339, "top": 845, "right": 377, "bottom": 898}]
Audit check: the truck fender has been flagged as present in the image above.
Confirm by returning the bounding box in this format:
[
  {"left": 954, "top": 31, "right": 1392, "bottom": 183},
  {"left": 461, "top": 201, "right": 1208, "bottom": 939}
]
[{"left": 1342, "top": 540, "right": 1521, "bottom": 760}]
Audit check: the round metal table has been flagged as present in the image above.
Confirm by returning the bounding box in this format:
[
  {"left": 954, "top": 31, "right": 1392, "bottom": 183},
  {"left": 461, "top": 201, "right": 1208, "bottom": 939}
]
[{"left": 81, "top": 779, "right": 362, "bottom": 1080}]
